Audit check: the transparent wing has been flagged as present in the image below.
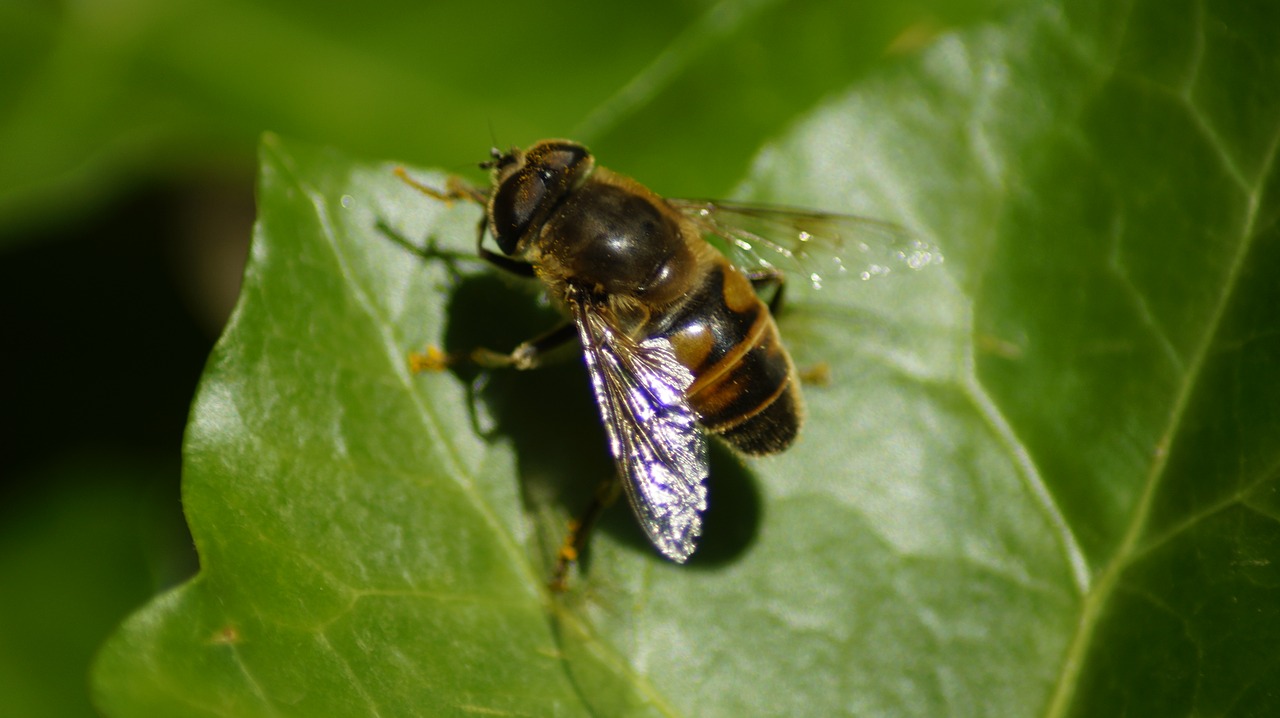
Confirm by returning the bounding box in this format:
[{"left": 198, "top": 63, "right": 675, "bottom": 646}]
[
  {"left": 668, "top": 198, "right": 943, "bottom": 288},
  {"left": 569, "top": 289, "right": 708, "bottom": 562}
]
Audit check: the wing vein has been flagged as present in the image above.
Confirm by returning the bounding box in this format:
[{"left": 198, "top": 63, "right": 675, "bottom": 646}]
[{"left": 568, "top": 287, "right": 709, "bottom": 562}]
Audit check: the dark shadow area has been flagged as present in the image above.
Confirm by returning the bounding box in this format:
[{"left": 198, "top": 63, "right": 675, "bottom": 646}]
[
  {"left": 418, "top": 256, "right": 764, "bottom": 572},
  {"left": 685, "top": 442, "right": 763, "bottom": 567},
  {"left": 0, "top": 177, "right": 238, "bottom": 594},
  {"left": 3, "top": 209, "right": 176, "bottom": 479},
  {"left": 0, "top": 180, "right": 228, "bottom": 516},
  {"left": 582, "top": 438, "right": 763, "bottom": 571}
]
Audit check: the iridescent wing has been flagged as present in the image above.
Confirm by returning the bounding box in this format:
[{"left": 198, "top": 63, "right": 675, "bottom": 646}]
[
  {"left": 668, "top": 198, "right": 942, "bottom": 288},
  {"left": 568, "top": 288, "right": 709, "bottom": 562}
]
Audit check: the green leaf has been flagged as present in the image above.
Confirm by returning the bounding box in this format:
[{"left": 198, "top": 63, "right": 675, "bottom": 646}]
[{"left": 93, "top": 1, "right": 1280, "bottom": 716}]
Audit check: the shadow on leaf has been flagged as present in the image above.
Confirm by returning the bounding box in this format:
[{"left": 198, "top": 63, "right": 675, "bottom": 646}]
[{"left": 396, "top": 228, "right": 765, "bottom": 575}]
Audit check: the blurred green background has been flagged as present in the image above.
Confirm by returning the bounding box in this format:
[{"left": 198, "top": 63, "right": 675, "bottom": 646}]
[{"left": 0, "top": 1, "right": 1002, "bottom": 715}]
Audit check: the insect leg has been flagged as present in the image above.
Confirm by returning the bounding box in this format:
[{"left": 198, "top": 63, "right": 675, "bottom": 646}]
[
  {"left": 550, "top": 478, "right": 623, "bottom": 592},
  {"left": 394, "top": 166, "right": 537, "bottom": 278},
  {"left": 394, "top": 167, "right": 487, "bottom": 205},
  {"left": 746, "top": 269, "right": 787, "bottom": 315},
  {"left": 468, "top": 322, "right": 577, "bottom": 370},
  {"left": 412, "top": 321, "right": 577, "bottom": 372}
]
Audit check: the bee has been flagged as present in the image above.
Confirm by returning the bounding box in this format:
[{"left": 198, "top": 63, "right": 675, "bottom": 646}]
[{"left": 396, "top": 139, "right": 937, "bottom": 586}]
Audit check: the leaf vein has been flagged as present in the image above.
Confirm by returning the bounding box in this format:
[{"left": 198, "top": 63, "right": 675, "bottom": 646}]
[
  {"left": 1042, "top": 91, "right": 1280, "bottom": 718},
  {"left": 316, "top": 630, "right": 386, "bottom": 718}
]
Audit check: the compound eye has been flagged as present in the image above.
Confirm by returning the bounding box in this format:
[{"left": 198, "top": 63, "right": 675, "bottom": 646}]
[
  {"left": 487, "top": 140, "right": 594, "bottom": 255},
  {"left": 490, "top": 167, "right": 553, "bottom": 255}
]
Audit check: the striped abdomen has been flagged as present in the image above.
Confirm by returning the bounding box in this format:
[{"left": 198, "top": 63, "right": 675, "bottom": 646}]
[{"left": 651, "top": 261, "right": 802, "bottom": 455}]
